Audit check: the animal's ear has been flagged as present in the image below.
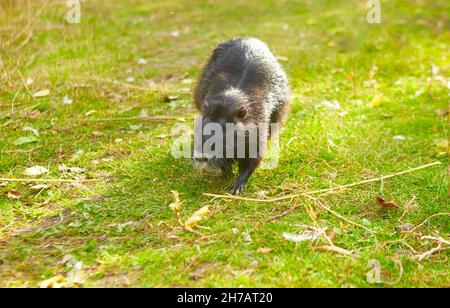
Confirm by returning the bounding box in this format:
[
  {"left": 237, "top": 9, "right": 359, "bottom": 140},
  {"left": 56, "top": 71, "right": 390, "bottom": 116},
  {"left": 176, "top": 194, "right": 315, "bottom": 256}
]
[{"left": 237, "top": 106, "right": 248, "bottom": 119}]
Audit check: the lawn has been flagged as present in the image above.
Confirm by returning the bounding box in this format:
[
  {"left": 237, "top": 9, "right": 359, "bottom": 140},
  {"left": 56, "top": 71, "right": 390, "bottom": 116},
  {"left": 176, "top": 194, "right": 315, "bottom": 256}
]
[{"left": 0, "top": 0, "right": 448, "bottom": 287}]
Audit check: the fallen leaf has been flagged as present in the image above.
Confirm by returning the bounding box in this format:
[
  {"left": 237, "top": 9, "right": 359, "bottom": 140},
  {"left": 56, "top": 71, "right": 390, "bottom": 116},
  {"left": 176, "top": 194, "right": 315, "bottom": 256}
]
[
  {"left": 58, "top": 164, "right": 89, "bottom": 173},
  {"left": 327, "top": 171, "right": 338, "bottom": 179},
  {"left": 257, "top": 191, "right": 268, "bottom": 198},
  {"left": 393, "top": 135, "right": 406, "bottom": 141},
  {"left": 283, "top": 232, "right": 315, "bottom": 243},
  {"left": 95, "top": 172, "right": 111, "bottom": 178},
  {"left": 276, "top": 55, "right": 289, "bottom": 62},
  {"left": 256, "top": 247, "right": 273, "bottom": 254},
  {"left": 435, "top": 109, "right": 448, "bottom": 117},
  {"left": 29, "top": 184, "right": 49, "bottom": 190},
  {"left": 139, "top": 109, "right": 148, "bottom": 117},
  {"left": 58, "top": 255, "right": 75, "bottom": 266},
  {"left": 431, "top": 63, "right": 439, "bottom": 76},
  {"left": 129, "top": 124, "right": 142, "bottom": 131},
  {"left": 116, "top": 221, "right": 141, "bottom": 232},
  {"left": 39, "top": 275, "right": 64, "bottom": 288},
  {"left": 24, "top": 166, "right": 49, "bottom": 176},
  {"left": 33, "top": 89, "right": 50, "bottom": 98},
  {"left": 316, "top": 245, "right": 353, "bottom": 256},
  {"left": 125, "top": 76, "right": 135, "bottom": 83},
  {"left": 282, "top": 227, "right": 327, "bottom": 243},
  {"left": 169, "top": 190, "right": 182, "bottom": 213},
  {"left": 13, "top": 136, "right": 38, "bottom": 146},
  {"left": 394, "top": 223, "right": 414, "bottom": 232},
  {"left": 185, "top": 205, "right": 209, "bottom": 229},
  {"left": 27, "top": 110, "right": 41, "bottom": 119},
  {"left": 325, "top": 229, "right": 337, "bottom": 241},
  {"left": 7, "top": 191, "right": 21, "bottom": 199},
  {"left": 137, "top": 58, "right": 147, "bottom": 65},
  {"left": 23, "top": 126, "right": 39, "bottom": 136},
  {"left": 0, "top": 182, "right": 8, "bottom": 187},
  {"left": 189, "top": 268, "right": 205, "bottom": 281},
  {"left": 170, "top": 30, "right": 180, "bottom": 38},
  {"left": 435, "top": 139, "right": 448, "bottom": 152},
  {"left": 164, "top": 95, "right": 179, "bottom": 102},
  {"left": 242, "top": 231, "right": 253, "bottom": 242},
  {"left": 368, "top": 94, "right": 385, "bottom": 108},
  {"left": 62, "top": 95, "right": 73, "bottom": 105},
  {"left": 92, "top": 131, "right": 104, "bottom": 137},
  {"left": 375, "top": 196, "right": 399, "bottom": 209},
  {"left": 156, "top": 134, "right": 172, "bottom": 139},
  {"left": 320, "top": 100, "right": 341, "bottom": 110}
]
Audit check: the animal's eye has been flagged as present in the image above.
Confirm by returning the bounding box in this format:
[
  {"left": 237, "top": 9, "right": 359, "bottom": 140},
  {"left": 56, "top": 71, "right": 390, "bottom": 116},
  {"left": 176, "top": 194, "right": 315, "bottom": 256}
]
[{"left": 237, "top": 107, "right": 248, "bottom": 119}]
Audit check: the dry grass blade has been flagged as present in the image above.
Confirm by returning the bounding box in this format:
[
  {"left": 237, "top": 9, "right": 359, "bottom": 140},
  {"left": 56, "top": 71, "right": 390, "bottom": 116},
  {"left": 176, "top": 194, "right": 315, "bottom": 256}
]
[
  {"left": 79, "top": 116, "right": 186, "bottom": 123},
  {"left": 88, "top": 77, "right": 190, "bottom": 95},
  {"left": 304, "top": 194, "right": 376, "bottom": 234},
  {"left": 0, "top": 178, "right": 101, "bottom": 183},
  {"left": 168, "top": 191, "right": 205, "bottom": 236},
  {"left": 266, "top": 204, "right": 301, "bottom": 222},
  {"left": 410, "top": 213, "right": 450, "bottom": 232},
  {"left": 3, "top": 0, "right": 50, "bottom": 48},
  {"left": 316, "top": 245, "right": 354, "bottom": 256}
]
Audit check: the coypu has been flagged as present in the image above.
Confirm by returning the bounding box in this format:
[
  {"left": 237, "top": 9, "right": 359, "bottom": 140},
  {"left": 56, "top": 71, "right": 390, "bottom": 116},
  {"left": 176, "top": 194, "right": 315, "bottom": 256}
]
[{"left": 193, "top": 37, "right": 290, "bottom": 195}]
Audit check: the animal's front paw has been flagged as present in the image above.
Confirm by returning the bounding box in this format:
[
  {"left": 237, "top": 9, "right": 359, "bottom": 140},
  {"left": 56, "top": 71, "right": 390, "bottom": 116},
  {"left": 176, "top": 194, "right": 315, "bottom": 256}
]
[{"left": 230, "top": 181, "right": 245, "bottom": 195}]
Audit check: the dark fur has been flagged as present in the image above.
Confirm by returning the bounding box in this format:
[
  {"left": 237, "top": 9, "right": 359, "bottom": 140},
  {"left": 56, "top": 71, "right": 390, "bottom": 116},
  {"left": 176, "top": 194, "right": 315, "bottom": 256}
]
[{"left": 193, "top": 37, "right": 290, "bottom": 195}]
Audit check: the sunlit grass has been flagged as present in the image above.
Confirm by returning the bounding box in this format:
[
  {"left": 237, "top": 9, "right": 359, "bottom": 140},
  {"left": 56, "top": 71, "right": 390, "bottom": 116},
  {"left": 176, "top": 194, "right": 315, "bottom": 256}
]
[{"left": 0, "top": 0, "right": 448, "bottom": 287}]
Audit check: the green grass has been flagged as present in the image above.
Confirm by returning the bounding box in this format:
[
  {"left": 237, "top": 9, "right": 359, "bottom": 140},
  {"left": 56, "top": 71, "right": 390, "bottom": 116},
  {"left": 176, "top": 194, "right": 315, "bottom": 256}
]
[{"left": 0, "top": 0, "right": 448, "bottom": 287}]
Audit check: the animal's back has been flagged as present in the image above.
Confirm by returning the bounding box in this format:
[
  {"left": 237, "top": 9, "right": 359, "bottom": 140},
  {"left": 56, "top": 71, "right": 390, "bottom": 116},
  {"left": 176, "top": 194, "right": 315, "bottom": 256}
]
[{"left": 194, "top": 37, "right": 290, "bottom": 124}]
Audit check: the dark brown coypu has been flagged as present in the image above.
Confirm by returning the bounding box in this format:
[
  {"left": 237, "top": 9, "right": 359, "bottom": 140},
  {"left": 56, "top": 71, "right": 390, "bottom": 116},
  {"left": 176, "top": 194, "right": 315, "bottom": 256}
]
[{"left": 193, "top": 37, "right": 290, "bottom": 195}]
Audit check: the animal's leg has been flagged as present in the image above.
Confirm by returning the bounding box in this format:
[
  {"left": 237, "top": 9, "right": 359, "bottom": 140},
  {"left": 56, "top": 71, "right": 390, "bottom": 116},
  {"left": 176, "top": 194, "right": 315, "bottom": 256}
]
[{"left": 230, "top": 158, "right": 261, "bottom": 195}]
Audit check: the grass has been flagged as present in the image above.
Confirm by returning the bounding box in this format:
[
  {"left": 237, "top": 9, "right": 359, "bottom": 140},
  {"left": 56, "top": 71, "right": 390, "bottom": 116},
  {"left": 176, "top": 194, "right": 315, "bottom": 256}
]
[{"left": 0, "top": 0, "right": 449, "bottom": 287}]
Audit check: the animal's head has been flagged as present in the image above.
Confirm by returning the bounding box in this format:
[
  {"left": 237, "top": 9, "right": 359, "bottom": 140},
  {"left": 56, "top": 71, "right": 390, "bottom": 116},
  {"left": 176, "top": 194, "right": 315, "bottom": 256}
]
[{"left": 192, "top": 88, "right": 251, "bottom": 173}]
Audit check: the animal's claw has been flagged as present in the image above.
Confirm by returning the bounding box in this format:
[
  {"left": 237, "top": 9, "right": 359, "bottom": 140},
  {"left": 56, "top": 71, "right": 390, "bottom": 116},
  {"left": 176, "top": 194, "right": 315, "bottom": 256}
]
[{"left": 230, "top": 181, "right": 245, "bottom": 195}]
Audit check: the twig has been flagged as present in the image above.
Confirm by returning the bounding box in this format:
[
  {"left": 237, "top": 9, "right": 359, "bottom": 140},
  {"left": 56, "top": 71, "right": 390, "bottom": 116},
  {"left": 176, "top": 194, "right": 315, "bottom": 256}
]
[
  {"left": 314, "top": 228, "right": 356, "bottom": 257},
  {"left": 78, "top": 116, "right": 187, "bottom": 123},
  {"left": 267, "top": 204, "right": 302, "bottom": 222},
  {"left": 15, "top": 31, "right": 33, "bottom": 51},
  {"left": 204, "top": 161, "right": 442, "bottom": 202},
  {"left": 0, "top": 102, "right": 29, "bottom": 109},
  {"left": 411, "top": 213, "right": 450, "bottom": 232},
  {"left": 316, "top": 245, "right": 355, "bottom": 256},
  {"left": 421, "top": 235, "right": 450, "bottom": 246},
  {"left": 304, "top": 194, "right": 376, "bottom": 234},
  {"left": 203, "top": 193, "right": 299, "bottom": 203},
  {"left": 0, "top": 221, "right": 13, "bottom": 232},
  {"left": 17, "top": 70, "right": 34, "bottom": 98},
  {"left": 0, "top": 178, "right": 101, "bottom": 183},
  {"left": 88, "top": 77, "right": 190, "bottom": 95},
  {"left": 398, "top": 195, "right": 416, "bottom": 222},
  {"left": 416, "top": 244, "right": 444, "bottom": 261}
]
